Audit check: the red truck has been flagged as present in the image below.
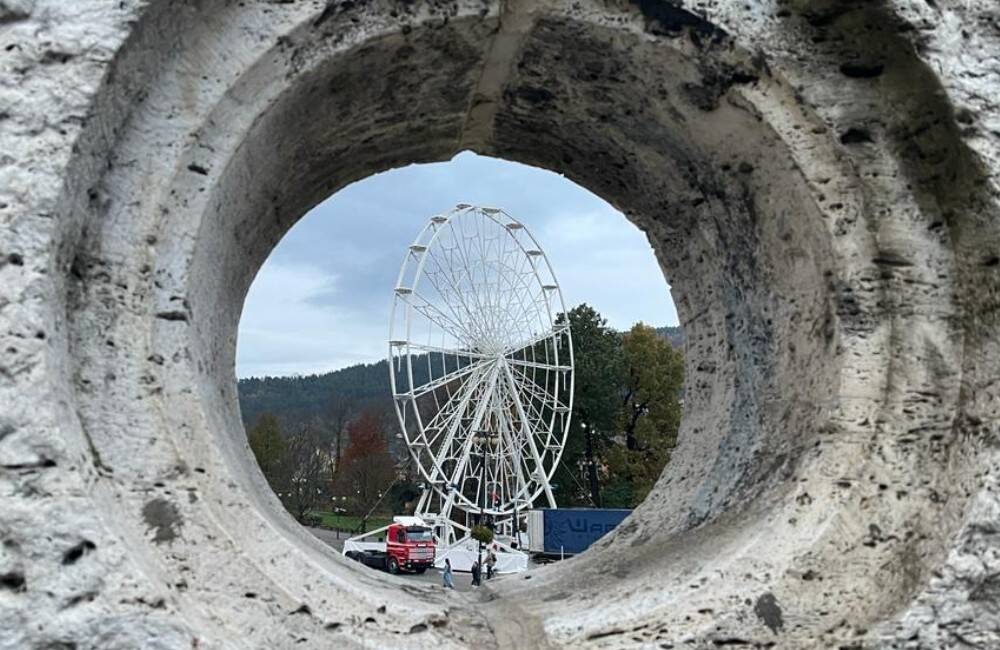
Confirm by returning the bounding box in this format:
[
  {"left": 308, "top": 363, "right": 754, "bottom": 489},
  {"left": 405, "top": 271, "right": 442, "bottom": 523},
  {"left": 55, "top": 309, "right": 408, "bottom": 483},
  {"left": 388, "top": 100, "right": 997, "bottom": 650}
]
[{"left": 343, "top": 517, "right": 436, "bottom": 574}]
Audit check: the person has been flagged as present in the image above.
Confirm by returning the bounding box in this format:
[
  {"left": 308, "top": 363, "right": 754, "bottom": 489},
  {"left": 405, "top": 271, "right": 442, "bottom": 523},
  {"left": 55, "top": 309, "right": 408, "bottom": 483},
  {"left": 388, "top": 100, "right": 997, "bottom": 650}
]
[
  {"left": 470, "top": 560, "right": 481, "bottom": 587},
  {"left": 485, "top": 548, "right": 497, "bottom": 580},
  {"left": 442, "top": 558, "right": 454, "bottom": 590}
]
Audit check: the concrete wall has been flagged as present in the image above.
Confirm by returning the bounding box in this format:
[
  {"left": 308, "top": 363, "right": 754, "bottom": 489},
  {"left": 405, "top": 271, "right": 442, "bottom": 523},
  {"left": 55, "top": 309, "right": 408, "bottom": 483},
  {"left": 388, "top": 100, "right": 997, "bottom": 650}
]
[{"left": 1, "top": 1, "right": 998, "bottom": 648}]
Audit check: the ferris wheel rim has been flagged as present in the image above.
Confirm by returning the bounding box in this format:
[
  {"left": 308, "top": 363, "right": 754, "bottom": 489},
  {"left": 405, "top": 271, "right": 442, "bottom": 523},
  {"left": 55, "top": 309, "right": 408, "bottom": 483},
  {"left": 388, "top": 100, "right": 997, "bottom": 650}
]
[
  {"left": 388, "top": 205, "right": 574, "bottom": 515},
  {"left": 390, "top": 226, "right": 569, "bottom": 512}
]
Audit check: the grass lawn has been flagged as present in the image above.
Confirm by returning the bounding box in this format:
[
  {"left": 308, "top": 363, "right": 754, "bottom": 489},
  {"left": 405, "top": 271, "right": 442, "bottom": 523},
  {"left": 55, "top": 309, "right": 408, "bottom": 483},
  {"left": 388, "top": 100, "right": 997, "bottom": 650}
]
[{"left": 312, "top": 511, "right": 393, "bottom": 532}]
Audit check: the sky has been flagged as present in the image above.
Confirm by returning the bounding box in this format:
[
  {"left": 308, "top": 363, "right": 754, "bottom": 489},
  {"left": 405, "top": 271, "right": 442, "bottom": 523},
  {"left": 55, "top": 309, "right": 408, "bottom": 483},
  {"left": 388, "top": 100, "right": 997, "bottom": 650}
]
[{"left": 236, "top": 152, "right": 678, "bottom": 378}]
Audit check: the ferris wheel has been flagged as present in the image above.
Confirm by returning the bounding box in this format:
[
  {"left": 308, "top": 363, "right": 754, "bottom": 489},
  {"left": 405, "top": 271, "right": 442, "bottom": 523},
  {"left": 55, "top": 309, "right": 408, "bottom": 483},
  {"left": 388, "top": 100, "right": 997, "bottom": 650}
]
[{"left": 388, "top": 205, "right": 574, "bottom": 536}]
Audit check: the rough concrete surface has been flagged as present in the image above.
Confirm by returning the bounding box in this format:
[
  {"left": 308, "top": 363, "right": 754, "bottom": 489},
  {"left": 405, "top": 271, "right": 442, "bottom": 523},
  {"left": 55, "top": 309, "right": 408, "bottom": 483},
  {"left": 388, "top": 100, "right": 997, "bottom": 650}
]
[{"left": 1, "top": 0, "right": 998, "bottom": 648}]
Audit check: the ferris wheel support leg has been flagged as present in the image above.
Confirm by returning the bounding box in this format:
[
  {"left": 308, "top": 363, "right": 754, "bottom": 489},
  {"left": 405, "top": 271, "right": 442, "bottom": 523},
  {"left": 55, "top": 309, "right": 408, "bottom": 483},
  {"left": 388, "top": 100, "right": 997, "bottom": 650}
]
[
  {"left": 415, "top": 487, "right": 430, "bottom": 516},
  {"left": 418, "top": 364, "right": 487, "bottom": 493},
  {"left": 439, "top": 368, "right": 501, "bottom": 524},
  {"left": 502, "top": 364, "right": 559, "bottom": 509},
  {"left": 542, "top": 484, "right": 557, "bottom": 509},
  {"left": 441, "top": 500, "right": 455, "bottom": 545}
]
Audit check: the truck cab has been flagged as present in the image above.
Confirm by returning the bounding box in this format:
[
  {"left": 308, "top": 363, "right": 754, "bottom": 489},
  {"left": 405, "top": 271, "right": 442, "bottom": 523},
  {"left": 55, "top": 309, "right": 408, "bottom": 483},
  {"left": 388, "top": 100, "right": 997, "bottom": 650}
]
[
  {"left": 343, "top": 516, "right": 436, "bottom": 575},
  {"left": 384, "top": 522, "right": 435, "bottom": 574}
]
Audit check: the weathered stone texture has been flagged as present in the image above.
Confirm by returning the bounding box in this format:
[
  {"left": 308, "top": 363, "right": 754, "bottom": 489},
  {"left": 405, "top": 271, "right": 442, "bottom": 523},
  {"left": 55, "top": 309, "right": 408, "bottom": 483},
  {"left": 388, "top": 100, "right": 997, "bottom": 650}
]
[{"left": 1, "top": 1, "right": 998, "bottom": 648}]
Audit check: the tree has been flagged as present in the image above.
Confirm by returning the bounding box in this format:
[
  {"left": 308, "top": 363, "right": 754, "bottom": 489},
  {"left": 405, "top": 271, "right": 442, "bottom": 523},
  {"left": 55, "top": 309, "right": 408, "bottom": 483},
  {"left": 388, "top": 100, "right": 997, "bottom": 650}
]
[
  {"left": 333, "top": 410, "right": 396, "bottom": 522},
  {"left": 605, "top": 323, "right": 684, "bottom": 505},
  {"left": 323, "top": 392, "right": 352, "bottom": 475},
  {"left": 248, "top": 413, "right": 285, "bottom": 484},
  {"left": 621, "top": 324, "right": 683, "bottom": 449},
  {"left": 553, "top": 304, "right": 624, "bottom": 507},
  {"left": 470, "top": 524, "right": 494, "bottom": 545},
  {"left": 278, "top": 425, "right": 328, "bottom": 523},
  {"left": 470, "top": 523, "right": 494, "bottom": 569}
]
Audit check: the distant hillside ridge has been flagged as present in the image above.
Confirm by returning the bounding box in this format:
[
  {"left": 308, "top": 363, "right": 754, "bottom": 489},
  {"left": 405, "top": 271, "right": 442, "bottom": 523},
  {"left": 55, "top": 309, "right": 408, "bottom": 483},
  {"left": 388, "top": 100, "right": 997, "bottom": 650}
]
[
  {"left": 655, "top": 325, "right": 683, "bottom": 348},
  {"left": 238, "top": 325, "right": 683, "bottom": 431},
  {"left": 238, "top": 359, "right": 391, "bottom": 431}
]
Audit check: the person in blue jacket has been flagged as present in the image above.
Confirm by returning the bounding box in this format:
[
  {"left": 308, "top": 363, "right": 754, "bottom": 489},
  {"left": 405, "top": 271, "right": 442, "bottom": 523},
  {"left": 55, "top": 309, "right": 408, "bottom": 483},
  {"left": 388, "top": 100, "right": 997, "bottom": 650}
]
[{"left": 442, "top": 558, "right": 454, "bottom": 589}]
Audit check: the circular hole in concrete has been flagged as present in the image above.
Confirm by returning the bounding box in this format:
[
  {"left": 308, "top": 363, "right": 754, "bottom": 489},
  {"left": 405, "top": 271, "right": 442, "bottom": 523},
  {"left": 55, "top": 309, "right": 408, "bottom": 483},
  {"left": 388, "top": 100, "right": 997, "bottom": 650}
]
[{"left": 234, "top": 152, "right": 683, "bottom": 572}]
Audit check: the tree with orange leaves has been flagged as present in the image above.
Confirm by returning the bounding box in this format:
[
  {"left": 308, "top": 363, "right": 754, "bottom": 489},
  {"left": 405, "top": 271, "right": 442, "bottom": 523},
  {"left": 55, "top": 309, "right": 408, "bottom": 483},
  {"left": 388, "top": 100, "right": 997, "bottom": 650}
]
[{"left": 332, "top": 410, "right": 396, "bottom": 519}]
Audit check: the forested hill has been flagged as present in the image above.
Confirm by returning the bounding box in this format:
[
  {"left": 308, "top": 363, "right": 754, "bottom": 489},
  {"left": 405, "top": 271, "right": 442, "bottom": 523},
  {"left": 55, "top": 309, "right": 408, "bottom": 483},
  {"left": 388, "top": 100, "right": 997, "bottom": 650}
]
[
  {"left": 655, "top": 326, "right": 683, "bottom": 348},
  {"left": 238, "top": 359, "right": 392, "bottom": 431},
  {"left": 237, "top": 325, "right": 684, "bottom": 432}
]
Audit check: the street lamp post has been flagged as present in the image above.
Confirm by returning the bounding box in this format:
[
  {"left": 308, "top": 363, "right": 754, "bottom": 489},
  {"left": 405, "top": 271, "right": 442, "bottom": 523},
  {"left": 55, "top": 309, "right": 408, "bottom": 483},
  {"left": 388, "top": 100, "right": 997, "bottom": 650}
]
[{"left": 471, "top": 429, "right": 499, "bottom": 577}]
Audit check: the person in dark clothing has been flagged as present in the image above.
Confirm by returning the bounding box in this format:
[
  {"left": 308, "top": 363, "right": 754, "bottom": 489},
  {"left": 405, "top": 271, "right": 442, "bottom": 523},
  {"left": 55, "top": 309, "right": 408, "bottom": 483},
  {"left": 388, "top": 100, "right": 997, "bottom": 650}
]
[{"left": 470, "top": 560, "right": 482, "bottom": 586}]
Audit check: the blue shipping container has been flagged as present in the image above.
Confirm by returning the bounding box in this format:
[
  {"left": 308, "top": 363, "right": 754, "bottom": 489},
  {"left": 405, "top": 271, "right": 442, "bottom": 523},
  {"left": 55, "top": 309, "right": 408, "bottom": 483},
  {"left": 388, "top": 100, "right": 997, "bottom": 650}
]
[{"left": 540, "top": 508, "right": 631, "bottom": 555}]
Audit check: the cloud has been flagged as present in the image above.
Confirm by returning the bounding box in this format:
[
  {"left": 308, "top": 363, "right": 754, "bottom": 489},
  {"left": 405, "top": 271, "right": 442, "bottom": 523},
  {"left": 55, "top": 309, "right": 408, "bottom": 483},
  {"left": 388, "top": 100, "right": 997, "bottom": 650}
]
[
  {"left": 534, "top": 209, "right": 677, "bottom": 331},
  {"left": 236, "top": 152, "right": 677, "bottom": 378},
  {"left": 237, "top": 262, "right": 386, "bottom": 377}
]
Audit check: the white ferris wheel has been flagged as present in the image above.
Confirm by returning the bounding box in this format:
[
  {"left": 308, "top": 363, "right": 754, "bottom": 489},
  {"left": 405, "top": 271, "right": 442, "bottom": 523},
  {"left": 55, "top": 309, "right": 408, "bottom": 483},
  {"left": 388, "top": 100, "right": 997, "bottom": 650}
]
[{"left": 389, "top": 205, "right": 574, "bottom": 544}]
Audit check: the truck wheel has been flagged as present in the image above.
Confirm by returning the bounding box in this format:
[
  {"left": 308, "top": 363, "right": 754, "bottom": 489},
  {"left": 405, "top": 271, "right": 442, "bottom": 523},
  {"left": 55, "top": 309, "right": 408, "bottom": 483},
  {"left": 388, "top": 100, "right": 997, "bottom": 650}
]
[{"left": 387, "top": 557, "right": 399, "bottom": 574}]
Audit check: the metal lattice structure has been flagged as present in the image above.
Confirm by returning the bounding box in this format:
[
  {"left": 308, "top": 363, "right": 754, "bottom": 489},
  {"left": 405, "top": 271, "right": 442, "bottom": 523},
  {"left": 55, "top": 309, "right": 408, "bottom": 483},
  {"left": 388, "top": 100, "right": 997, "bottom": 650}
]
[{"left": 389, "top": 205, "right": 574, "bottom": 545}]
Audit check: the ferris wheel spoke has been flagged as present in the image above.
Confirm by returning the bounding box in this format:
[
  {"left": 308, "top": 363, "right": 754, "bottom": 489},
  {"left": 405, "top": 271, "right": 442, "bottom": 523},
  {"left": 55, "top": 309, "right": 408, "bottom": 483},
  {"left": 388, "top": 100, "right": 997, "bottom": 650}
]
[
  {"left": 474, "top": 242, "right": 508, "bottom": 341},
  {"left": 427, "top": 237, "right": 497, "bottom": 336},
  {"left": 500, "top": 363, "right": 557, "bottom": 507},
  {"left": 503, "top": 325, "right": 568, "bottom": 359},
  {"left": 478, "top": 224, "right": 524, "bottom": 346},
  {"left": 432, "top": 369, "right": 492, "bottom": 434},
  {"left": 505, "top": 389, "right": 555, "bottom": 454},
  {"left": 407, "top": 357, "right": 492, "bottom": 399},
  {"left": 508, "top": 358, "right": 567, "bottom": 396},
  {"left": 489, "top": 231, "right": 524, "bottom": 341},
  {"left": 494, "top": 255, "right": 549, "bottom": 340},
  {"left": 507, "top": 363, "right": 561, "bottom": 405},
  {"left": 506, "top": 357, "right": 572, "bottom": 372},
  {"left": 493, "top": 242, "right": 554, "bottom": 325},
  {"left": 490, "top": 262, "right": 540, "bottom": 328},
  {"left": 424, "top": 247, "right": 483, "bottom": 330},
  {"left": 420, "top": 276, "right": 476, "bottom": 339},
  {"left": 405, "top": 291, "right": 479, "bottom": 342},
  {"left": 512, "top": 383, "right": 562, "bottom": 422},
  {"left": 506, "top": 366, "right": 570, "bottom": 446},
  {"left": 495, "top": 391, "right": 533, "bottom": 503},
  {"left": 399, "top": 285, "right": 472, "bottom": 341},
  {"left": 399, "top": 341, "right": 492, "bottom": 360},
  {"left": 441, "top": 367, "right": 502, "bottom": 507},
  {"left": 433, "top": 370, "right": 503, "bottom": 475},
  {"left": 507, "top": 391, "right": 549, "bottom": 433},
  {"left": 419, "top": 363, "right": 490, "bottom": 461},
  {"left": 448, "top": 220, "right": 492, "bottom": 334}
]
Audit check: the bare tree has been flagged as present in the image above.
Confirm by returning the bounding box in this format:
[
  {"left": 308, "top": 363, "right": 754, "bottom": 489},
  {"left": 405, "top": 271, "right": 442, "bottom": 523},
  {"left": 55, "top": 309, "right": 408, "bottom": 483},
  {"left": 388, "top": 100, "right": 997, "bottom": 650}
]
[
  {"left": 278, "top": 425, "right": 327, "bottom": 524},
  {"left": 323, "top": 392, "right": 352, "bottom": 475}
]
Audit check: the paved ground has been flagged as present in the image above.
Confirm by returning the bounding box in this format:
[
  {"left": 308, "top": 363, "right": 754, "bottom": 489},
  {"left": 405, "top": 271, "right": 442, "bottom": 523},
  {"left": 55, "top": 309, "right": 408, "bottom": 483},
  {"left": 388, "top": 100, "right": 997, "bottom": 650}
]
[
  {"left": 306, "top": 526, "right": 348, "bottom": 552},
  {"left": 307, "top": 526, "right": 485, "bottom": 593},
  {"left": 311, "top": 523, "right": 559, "bottom": 646}
]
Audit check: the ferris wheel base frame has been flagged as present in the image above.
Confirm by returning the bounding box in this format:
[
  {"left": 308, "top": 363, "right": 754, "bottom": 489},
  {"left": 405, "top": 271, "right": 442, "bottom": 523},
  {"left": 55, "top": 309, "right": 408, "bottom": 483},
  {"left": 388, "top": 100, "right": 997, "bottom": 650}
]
[
  {"left": 415, "top": 508, "right": 531, "bottom": 574},
  {"left": 432, "top": 534, "right": 529, "bottom": 574}
]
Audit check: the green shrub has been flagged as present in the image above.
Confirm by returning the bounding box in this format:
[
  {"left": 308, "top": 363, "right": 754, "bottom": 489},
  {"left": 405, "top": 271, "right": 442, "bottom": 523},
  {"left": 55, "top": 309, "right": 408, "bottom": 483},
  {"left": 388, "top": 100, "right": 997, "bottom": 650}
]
[{"left": 470, "top": 524, "right": 493, "bottom": 546}]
